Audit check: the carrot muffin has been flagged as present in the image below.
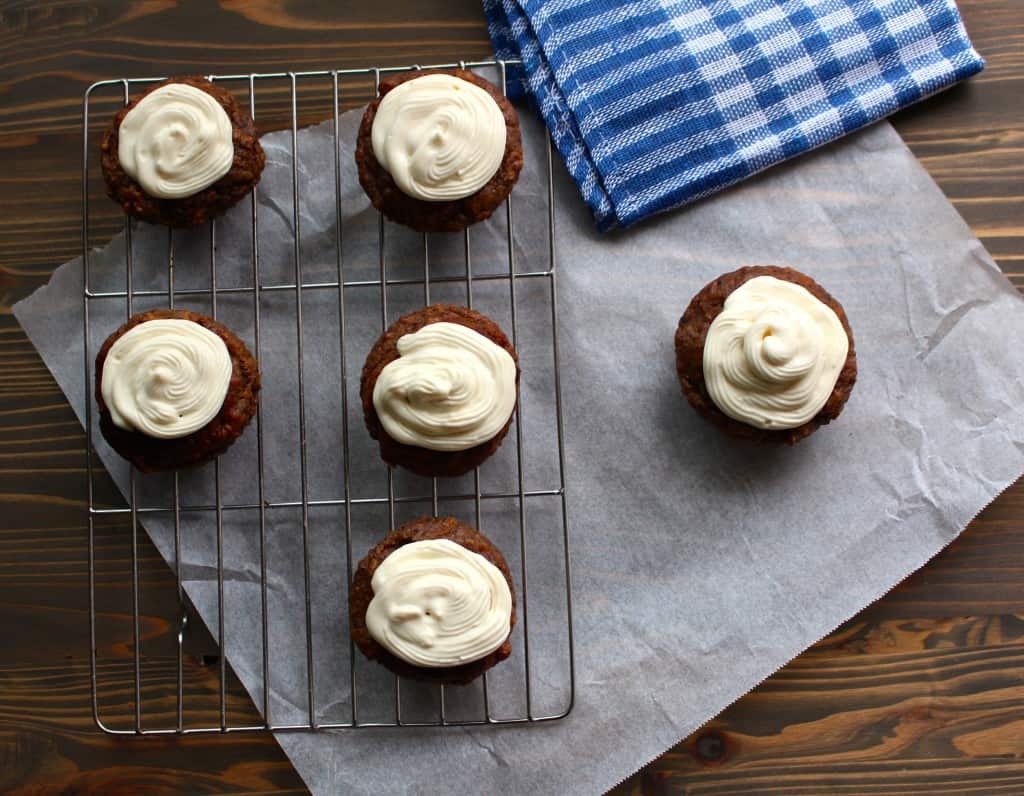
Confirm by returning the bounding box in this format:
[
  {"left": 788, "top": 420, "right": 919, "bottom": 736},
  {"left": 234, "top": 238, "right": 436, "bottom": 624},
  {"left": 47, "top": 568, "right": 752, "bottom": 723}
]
[
  {"left": 96, "top": 309, "right": 260, "bottom": 471},
  {"left": 361, "top": 304, "right": 519, "bottom": 477},
  {"left": 350, "top": 516, "right": 516, "bottom": 684},
  {"left": 675, "top": 266, "right": 857, "bottom": 445},
  {"left": 355, "top": 69, "right": 523, "bottom": 232},
  {"left": 101, "top": 76, "right": 265, "bottom": 227}
]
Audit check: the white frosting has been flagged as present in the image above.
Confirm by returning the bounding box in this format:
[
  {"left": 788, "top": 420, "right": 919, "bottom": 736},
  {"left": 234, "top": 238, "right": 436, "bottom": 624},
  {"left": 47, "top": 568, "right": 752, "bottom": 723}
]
[
  {"left": 365, "top": 539, "right": 513, "bottom": 668},
  {"left": 372, "top": 321, "right": 516, "bottom": 451},
  {"left": 118, "top": 83, "right": 234, "bottom": 199},
  {"left": 371, "top": 73, "right": 506, "bottom": 202},
  {"left": 703, "top": 276, "right": 849, "bottom": 430},
  {"left": 101, "top": 319, "right": 233, "bottom": 439}
]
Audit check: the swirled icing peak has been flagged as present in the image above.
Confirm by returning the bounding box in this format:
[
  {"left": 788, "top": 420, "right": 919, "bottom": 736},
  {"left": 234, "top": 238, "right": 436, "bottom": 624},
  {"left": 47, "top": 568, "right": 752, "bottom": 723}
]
[
  {"left": 703, "top": 276, "right": 848, "bottom": 430},
  {"left": 118, "top": 83, "right": 234, "bottom": 199},
  {"left": 372, "top": 321, "right": 516, "bottom": 451},
  {"left": 101, "top": 319, "right": 233, "bottom": 439},
  {"left": 365, "top": 538, "right": 513, "bottom": 668},
  {"left": 371, "top": 74, "right": 506, "bottom": 202}
]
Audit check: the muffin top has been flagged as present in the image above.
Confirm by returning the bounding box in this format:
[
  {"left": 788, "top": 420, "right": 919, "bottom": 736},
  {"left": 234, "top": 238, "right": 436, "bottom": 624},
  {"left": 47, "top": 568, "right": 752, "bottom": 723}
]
[
  {"left": 370, "top": 73, "right": 507, "bottom": 202},
  {"left": 117, "top": 82, "right": 235, "bottom": 200},
  {"left": 675, "top": 266, "right": 857, "bottom": 445},
  {"left": 355, "top": 70, "right": 523, "bottom": 233},
  {"left": 100, "top": 318, "right": 232, "bottom": 439},
  {"left": 102, "top": 76, "right": 266, "bottom": 227},
  {"left": 364, "top": 538, "right": 513, "bottom": 668},
  {"left": 702, "top": 275, "right": 849, "bottom": 431},
  {"left": 371, "top": 317, "right": 517, "bottom": 452},
  {"left": 350, "top": 515, "right": 517, "bottom": 683}
]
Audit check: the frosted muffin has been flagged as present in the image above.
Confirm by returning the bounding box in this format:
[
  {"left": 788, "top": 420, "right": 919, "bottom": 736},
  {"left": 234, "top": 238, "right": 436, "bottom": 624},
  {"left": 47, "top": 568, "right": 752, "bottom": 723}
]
[
  {"left": 101, "top": 76, "right": 265, "bottom": 227},
  {"left": 349, "top": 516, "right": 516, "bottom": 684},
  {"left": 95, "top": 309, "right": 259, "bottom": 471},
  {"left": 360, "top": 304, "right": 519, "bottom": 477},
  {"left": 674, "top": 266, "right": 857, "bottom": 444},
  {"left": 355, "top": 69, "right": 523, "bottom": 232}
]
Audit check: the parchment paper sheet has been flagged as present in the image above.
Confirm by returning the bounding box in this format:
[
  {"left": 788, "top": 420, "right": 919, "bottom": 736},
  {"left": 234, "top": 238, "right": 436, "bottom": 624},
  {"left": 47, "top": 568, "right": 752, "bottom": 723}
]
[{"left": 15, "top": 89, "right": 1024, "bottom": 795}]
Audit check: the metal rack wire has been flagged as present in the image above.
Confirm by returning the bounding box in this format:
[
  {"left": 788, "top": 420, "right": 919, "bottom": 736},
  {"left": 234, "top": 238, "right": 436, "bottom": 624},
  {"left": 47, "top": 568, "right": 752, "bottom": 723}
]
[{"left": 82, "top": 59, "right": 574, "bottom": 735}]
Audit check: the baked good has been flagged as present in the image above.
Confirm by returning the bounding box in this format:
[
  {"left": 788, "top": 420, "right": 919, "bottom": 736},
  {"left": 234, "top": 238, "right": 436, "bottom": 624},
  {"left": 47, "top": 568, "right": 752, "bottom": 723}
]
[
  {"left": 360, "top": 304, "right": 519, "bottom": 477},
  {"left": 355, "top": 69, "right": 523, "bottom": 232},
  {"left": 350, "top": 516, "right": 516, "bottom": 684},
  {"left": 675, "top": 266, "right": 857, "bottom": 444},
  {"left": 95, "top": 309, "right": 260, "bottom": 471},
  {"left": 101, "top": 76, "right": 265, "bottom": 227}
]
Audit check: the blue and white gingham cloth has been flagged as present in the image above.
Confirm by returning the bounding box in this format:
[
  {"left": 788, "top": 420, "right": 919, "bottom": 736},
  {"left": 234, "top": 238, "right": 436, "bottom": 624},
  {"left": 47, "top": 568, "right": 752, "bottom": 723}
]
[{"left": 484, "top": 0, "right": 983, "bottom": 230}]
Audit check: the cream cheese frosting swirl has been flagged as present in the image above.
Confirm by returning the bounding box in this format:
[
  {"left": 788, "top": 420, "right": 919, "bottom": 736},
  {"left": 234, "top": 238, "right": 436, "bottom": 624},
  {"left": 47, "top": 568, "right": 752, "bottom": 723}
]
[
  {"left": 101, "top": 319, "right": 233, "bottom": 439},
  {"left": 372, "top": 321, "right": 517, "bottom": 451},
  {"left": 365, "top": 539, "right": 513, "bottom": 668},
  {"left": 371, "top": 74, "right": 506, "bottom": 202},
  {"left": 703, "top": 276, "right": 848, "bottom": 430},
  {"left": 118, "top": 83, "right": 234, "bottom": 199}
]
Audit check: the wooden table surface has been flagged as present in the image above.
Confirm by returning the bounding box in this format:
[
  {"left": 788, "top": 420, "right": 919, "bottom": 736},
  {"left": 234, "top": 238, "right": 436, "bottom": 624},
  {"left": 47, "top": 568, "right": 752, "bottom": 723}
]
[{"left": 1, "top": 2, "right": 1020, "bottom": 794}]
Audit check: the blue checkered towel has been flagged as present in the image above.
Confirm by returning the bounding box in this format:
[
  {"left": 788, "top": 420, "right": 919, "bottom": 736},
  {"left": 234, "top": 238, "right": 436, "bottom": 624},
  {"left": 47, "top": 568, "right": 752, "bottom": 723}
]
[{"left": 484, "top": 0, "right": 983, "bottom": 230}]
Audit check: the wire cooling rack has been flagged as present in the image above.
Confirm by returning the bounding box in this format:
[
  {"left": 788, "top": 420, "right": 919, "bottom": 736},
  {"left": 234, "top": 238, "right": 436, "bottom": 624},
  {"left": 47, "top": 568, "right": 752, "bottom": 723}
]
[{"left": 82, "top": 59, "right": 574, "bottom": 735}]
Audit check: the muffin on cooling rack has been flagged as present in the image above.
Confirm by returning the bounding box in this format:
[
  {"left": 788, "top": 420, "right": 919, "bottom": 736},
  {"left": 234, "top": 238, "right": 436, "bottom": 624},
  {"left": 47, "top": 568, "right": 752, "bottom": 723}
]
[
  {"left": 675, "top": 266, "right": 857, "bottom": 445},
  {"left": 355, "top": 69, "right": 523, "bottom": 232},
  {"left": 96, "top": 309, "right": 260, "bottom": 471},
  {"left": 101, "top": 76, "right": 265, "bottom": 227},
  {"left": 350, "top": 516, "right": 516, "bottom": 684},
  {"left": 360, "top": 304, "right": 519, "bottom": 477}
]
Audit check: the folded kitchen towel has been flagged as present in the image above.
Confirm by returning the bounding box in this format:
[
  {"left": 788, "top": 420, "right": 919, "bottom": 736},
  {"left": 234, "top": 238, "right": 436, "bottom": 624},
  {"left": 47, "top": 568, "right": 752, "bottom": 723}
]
[{"left": 484, "top": 0, "right": 984, "bottom": 230}]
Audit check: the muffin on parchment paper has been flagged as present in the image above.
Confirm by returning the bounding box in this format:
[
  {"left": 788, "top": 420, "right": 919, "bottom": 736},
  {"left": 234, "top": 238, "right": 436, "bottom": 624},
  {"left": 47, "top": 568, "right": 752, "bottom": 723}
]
[
  {"left": 95, "top": 309, "right": 260, "bottom": 471},
  {"left": 360, "top": 303, "right": 519, "bottom": 477},
  {"left": 101, "top": 76, "right": 265, "bottom": 227},
  {"left": 355, "top": 69, "right": 523, "bottom": 232},
  {"left": 350, "top": 516, "right": 516, "bottom": 685},
  {"left": 674, "top": 265, "right": 857, "bottom": 445}
]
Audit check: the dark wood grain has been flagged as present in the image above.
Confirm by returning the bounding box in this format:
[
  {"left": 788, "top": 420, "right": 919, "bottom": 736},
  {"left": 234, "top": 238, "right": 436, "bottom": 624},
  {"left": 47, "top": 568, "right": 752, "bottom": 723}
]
[{"left": 0, "top": 1, "right": 1021, "bottom": 794}]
